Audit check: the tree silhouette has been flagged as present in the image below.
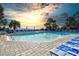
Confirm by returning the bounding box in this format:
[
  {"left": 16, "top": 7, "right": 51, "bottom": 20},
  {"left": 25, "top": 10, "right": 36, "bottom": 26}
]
[
  {"left": 44, "top": 18, "right": 58, "bottom": 31},
  {"left": 0, "top": 4, "right": 8, "bottom": 30},
  {"left": 9, "top": 20, "right": 20, "bottom": 30},
  {"left": 62, "top": 16, "right": 78, "bottom": 32},
  {"left": 0, "top": 4, "right": 4, "bottom": 19}
]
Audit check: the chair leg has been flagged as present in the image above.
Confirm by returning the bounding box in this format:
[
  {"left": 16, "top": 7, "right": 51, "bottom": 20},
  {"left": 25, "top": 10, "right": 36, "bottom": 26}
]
[{"left": 50, "top": 51, "right": 58, "bottom": 56}]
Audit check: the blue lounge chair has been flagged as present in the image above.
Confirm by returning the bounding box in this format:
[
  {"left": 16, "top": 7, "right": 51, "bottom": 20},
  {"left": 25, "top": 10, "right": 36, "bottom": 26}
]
[
  {"left": 72, "top": 39, "right": 79, "bottom": 41},
  {"left": 50, "top": 48, "right": 60, "bottom": 56},
  {"left": 54, "top": 50, "right": 67, "bottom": 56},
  {"left": 70, "top": 36, "right": 79, "bottom": 43},
  {"left": 50, "top": 47, "right": 70, "bottom": 56},
  {"left": 75, "top": 36, "right": 79, "bottom": 39},
  {"left": 10, "top": 30, "right": 14, "bottom": 33},
  {"left": 72, "top": 30, "right": 77, "bottom": 32},
  {"left": 63, "top": 41, "right": 79, "bottom": 48},
  {"left": 50, "top": 45, "right": 77, "bottom": 56},
  {"left": 15, "top": 30, "right": 19, "bottom": 32},
  {"left": 24, "top": 29, "right": 26, "bottom": 32},
  {"left": 71, "top": 40, "right": 79, "bottom": 43},
  {"left": 50, "top": 36, "right": 79, "bottom": 56},
  {"left": 66, "top": 41, "right": 79, "bottom": 45},
  {"left": 20, "top": 30, "right": 23, "bottom": 32},
  {"left": 57, "top": 45, "right": 79, "bottom": 56}
]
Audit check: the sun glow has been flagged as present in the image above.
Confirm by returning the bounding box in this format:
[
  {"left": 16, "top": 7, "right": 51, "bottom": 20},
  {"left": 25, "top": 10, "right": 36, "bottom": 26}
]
[
  {"left": 5, "top": 4, "right": 61, "bottom": 29},
  {"left": 15, "top": 10, "right": 46, "bottom": 28}
]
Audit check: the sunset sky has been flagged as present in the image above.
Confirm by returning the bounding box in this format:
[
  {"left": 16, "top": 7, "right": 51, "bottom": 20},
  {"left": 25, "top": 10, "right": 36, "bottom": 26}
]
[
  {"left": 2, "top": 3, "right": 60, "bottom": 29},
  {"left": 2, "top": 3, "right": 79, "bottom": 29}
]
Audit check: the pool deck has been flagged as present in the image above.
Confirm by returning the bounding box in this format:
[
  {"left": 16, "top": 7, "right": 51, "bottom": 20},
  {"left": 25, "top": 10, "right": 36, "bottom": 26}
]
[{"left": 0, "top": 35, "right": 75, "bottom": 56}]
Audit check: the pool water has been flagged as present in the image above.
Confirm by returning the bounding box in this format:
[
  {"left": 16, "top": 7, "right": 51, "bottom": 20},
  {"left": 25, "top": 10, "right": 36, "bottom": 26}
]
[{"left": 10, "top": 32, "right": 74, "bottom": 42}]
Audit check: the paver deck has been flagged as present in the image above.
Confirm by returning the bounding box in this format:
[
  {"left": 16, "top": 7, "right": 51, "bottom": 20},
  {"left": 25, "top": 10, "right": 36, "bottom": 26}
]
[{"left": 0, "top": 35, "right": 75, "bottom": 56}]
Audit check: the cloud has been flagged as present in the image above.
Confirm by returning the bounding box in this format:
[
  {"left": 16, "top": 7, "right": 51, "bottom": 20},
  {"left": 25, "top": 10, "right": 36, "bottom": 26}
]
[
  {"left": 3, "top": 3, "right": 62, "bottom": 28},
  {"left": 3, "top": 3, "right": 61, "bottom": 18}
]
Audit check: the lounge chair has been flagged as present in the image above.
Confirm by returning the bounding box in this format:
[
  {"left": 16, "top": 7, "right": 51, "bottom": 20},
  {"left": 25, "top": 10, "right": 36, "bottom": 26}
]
[
  {"left": 24, "top": 29, "right": 26, "bottom": 32},
  {"left": 50, "top": 48, "right": 60, "bottom": 56},
  {"left": 50, "top": 36, "right": 79, "bottom": 56},
  {"left": 50, "top": 48, "right": 74, "bottom": 56},
  {"left": 74, "top": 36, "right": 79, "bottom": 39},
  {"left": 20, "top": 30, "right": 23, "bottom": 32},
  {"left": 72, "top": 30, "right": 77, "bottom": 32},
  {"left": 72, "top": 39, "right": 79, "bottom": 41},
  {"left": 57, "top": 45, "right": 79, "bottom": 56},
  {"left": 71, "top": 38, "right": 79, "bottom": 43},
  {"left": 9, "top": 30, "right": 14, "bottom": 33},
  {"left": 50, "top": 44, "right": 79, "bottom": 56},
  {"left": 63, "top": 42, "right": 79, "bottom": 51},
  {"left": 54, "top": 50, "right": 67, "bottom": 56},
  {"left": 50, "top": 47, "right": 68, "bottom": 56},
  {"left": 66, "top": 41, "right": 79, "bottom": 45},
  {"left": 15, "top": 30, "right": 19, "bottom": 32}
]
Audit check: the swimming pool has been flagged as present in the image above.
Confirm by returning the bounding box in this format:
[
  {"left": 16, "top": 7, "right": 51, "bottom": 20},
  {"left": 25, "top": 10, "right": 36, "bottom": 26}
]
[{"left": 10, "top": 31, "right": 75, "bottom": 42}]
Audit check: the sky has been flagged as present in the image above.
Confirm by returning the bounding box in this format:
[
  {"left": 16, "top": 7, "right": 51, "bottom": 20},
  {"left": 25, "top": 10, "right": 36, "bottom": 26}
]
[
  {"left": 52, "top": 3, "right": 79, "bottom": 16},
  {"left": 2, "top": 3, "right": 60, "bottom": 29},
  {"left": 1, "top": 3, "right": 79, "bottom": 29}
]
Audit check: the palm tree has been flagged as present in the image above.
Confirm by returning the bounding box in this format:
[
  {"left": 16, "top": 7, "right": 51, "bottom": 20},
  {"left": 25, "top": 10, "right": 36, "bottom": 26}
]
[
  {"left": 44, "top": 22, "right": 51, "bottom": 30},
  {"left": 62, "top": 16, "right": 78, "bottom": 32},
  {"left": 45, "top": 18, "right": 53, "bottom": 30},
  {"left": 44, "top": 18, "right": 58, "bottom": 31},
  {"left": 0, "top": 19, "right": 8, "bottom": 30},
  {"left": 9, "top": 20, "right": 20, "bottom": 30},
  {"left": 0, "top": 4, "right": 5, "bottom": 30},
  {"left": 51, "top": 20, "right": 58, "bottom": 31},
  {"left": 0, "top": 4, "right": 9, "bottom": 31},
  {"left": 0, "top": 4, "right": 4, "bottom": 19}
]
